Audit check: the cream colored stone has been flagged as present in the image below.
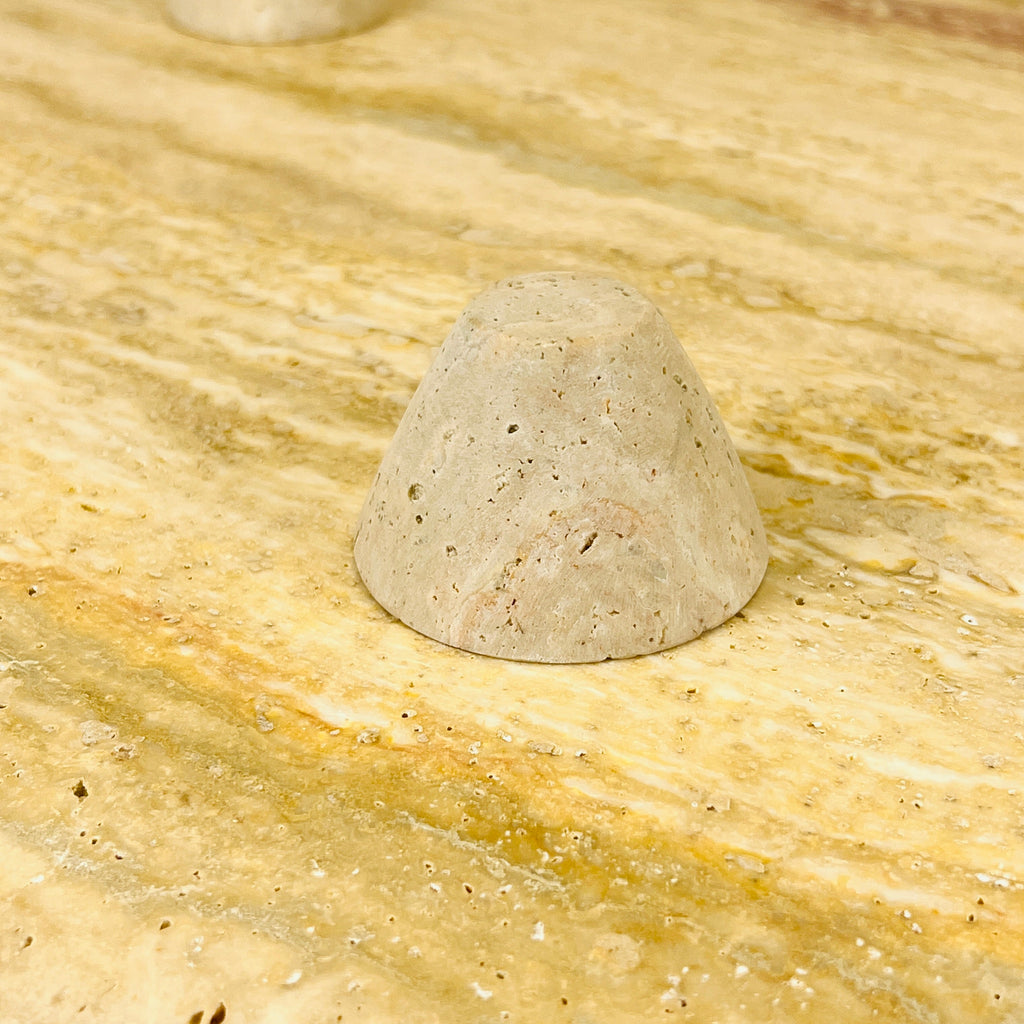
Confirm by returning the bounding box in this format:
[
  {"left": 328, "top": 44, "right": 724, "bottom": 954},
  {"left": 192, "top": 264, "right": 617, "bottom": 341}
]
[
  {"left": 355, "top": 272, "right": 768, "bottom": 662},
  {"left": 165, "top": 0, "right": 388, "bottom": 44}
]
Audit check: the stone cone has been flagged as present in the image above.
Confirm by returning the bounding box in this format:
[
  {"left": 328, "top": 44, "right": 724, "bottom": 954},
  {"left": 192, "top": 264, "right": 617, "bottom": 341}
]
[
  {"left": 354, "top": 272, "right": 767, "bottom": 663},
  {"left": 165, "top": 0, "right": 388, "bottom": 43}
]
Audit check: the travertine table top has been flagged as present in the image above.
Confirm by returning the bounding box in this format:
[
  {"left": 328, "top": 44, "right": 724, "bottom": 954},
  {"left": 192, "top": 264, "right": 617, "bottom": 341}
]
[{"left": 1, "top": 1, "right": 1023, "bottom": 1021}]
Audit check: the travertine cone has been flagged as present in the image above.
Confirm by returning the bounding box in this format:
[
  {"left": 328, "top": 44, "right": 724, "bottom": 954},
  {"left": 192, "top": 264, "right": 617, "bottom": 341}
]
[
  {"left": 355, "top": 272, "right": 767, "bottom": 663},
  {"left": 165, "top": 0, "right": 387, "bottom": 43}
]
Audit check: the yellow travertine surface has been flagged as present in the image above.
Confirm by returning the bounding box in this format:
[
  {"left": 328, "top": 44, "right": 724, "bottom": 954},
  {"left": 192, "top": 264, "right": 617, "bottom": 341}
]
[{"left": 1, "top": 0, "right": 1022, "bottom": 1021}]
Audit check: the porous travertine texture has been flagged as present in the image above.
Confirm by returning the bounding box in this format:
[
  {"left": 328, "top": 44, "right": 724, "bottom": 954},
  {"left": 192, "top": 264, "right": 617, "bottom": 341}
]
[
  {"left": 355, "top": 272, "right": 767, "bottom": 662},
  {"left": 165, "top": 0, "right": 388, "bottom": 43}
]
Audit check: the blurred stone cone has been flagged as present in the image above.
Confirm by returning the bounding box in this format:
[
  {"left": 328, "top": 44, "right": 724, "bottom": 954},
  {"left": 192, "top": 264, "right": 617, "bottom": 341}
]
[
  {"left": 165, "top": 0, "right": 389, "bottom": 43},
  {"left": 355, "top": 272, "right": 768, "bottom": 663}
]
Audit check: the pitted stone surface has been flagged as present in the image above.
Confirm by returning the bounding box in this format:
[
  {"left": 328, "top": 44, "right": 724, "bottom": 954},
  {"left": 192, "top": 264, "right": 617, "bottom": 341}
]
[{"left": 354, "top": 272, "right": 768, "bottom": 662}]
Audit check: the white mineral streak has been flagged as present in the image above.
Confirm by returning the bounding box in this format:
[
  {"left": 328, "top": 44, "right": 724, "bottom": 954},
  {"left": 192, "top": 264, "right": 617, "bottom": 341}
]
[{"left": 354, "top": 272, "right": 768, "bottom": 662}]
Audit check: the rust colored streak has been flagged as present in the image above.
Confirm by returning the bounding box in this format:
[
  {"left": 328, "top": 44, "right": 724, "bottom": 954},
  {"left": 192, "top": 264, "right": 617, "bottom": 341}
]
[{"left": 791, "top": 0, "right": 1024, "bottom": 53}]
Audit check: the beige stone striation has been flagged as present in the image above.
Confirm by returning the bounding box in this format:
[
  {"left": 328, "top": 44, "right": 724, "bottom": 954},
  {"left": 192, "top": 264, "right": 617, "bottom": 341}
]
[{"left": 355, "top": 272, "right": 768, "bottom": 662}]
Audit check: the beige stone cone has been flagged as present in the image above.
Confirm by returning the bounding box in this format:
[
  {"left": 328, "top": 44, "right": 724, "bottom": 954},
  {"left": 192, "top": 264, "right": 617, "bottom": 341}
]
[
  {"left": 355, "top": 272, "right": 767, "bottom": 663},
  {"left": 165, "top": 0, "right": 389, "bottom": 44}
]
